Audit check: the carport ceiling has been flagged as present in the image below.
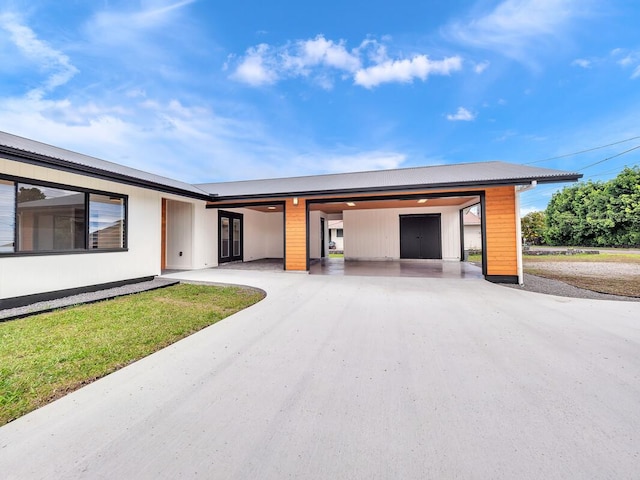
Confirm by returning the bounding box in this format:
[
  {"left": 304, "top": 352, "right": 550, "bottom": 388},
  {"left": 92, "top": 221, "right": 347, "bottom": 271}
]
[
  {"left": 236, "top": 195, "right": 479, "bottom": 213},
  {"left": 308, "top": 196, "right": 480, "bottom": 214}
]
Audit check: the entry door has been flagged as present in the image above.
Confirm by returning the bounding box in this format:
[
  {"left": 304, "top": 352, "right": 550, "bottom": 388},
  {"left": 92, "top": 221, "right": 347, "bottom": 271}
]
[
  {"left": 400, "top": 214, "right": 442, "bottom": 259},
  {"left": 219, "top": 211, "right": 243, "bottom": 263}
]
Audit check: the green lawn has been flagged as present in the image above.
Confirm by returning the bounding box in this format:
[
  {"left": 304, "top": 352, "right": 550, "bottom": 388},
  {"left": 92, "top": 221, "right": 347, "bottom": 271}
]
[
  {"left": 0, "top": 284, "right": 264, "bottom": 426},
  {"left": 329, "top": 253, "right": 344, "bottom": 258}
]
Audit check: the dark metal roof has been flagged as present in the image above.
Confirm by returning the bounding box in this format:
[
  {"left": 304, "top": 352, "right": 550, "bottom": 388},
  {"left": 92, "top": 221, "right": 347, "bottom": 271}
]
[
  {"left": 198, "top": 161, "right": 582, "bottom": 200},
  {"left": 0, "top": 131, "right": 211, "bottom": 200},
  {"left": 1, "top": 131, "right": 583, "bottom": 202}
]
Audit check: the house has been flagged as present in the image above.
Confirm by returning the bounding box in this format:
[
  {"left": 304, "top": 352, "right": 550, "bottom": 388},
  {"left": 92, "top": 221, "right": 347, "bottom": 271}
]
[
  {"left": 463, "top": 210, "right": 482, "bottom": 251},
  {"left": 328, "top": 220, "right": 344, "bottom": 251},
  {"left": 0, "top": 131, "right": 582, "bottom": 307}
]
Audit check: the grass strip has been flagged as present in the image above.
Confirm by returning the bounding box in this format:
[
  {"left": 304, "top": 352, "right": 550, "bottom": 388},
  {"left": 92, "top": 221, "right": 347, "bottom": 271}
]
[
  {"left": 0, "top": 283, "right": 264, "bottom": 426},
  {"left": 523, "top": 253, "right": 640, "bottom": 263}
]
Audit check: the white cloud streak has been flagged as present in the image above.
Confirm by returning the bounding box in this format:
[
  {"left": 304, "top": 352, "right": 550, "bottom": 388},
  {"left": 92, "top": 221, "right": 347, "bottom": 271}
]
[
  {"left": 354, "top": 55, "right": 462, "bottom": 88},
  {"left": 571, "top": 58, "right": 591, "bottom": 68},
  {"left": 446, "top": 107, "right": 476, "bottom": 121},
  {"left": 230, "top": 35, "right": 462, "bottom": 89},
  {"left": 0, "top": 12, "right": 78, "bottom": 99},
  {"left": 445, "top": 0, "right": 588, "bottom": 67}
]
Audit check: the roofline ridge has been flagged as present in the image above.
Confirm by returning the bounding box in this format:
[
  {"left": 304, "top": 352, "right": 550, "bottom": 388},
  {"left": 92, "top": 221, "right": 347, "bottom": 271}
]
[{"left": 196, "top": 160, "right": 506, "bottom": 186}]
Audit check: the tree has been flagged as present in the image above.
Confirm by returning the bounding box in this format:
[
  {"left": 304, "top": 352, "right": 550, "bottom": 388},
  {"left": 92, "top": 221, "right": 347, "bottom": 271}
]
[
  {"left": 544, "top": 166, "right": 640, "bottom": 247},
  {"left": 521, "top": 211, "right": 546, "bottom": 245},
  {"left": 17, "top": 187, "right": 46, "bottom": 203}
]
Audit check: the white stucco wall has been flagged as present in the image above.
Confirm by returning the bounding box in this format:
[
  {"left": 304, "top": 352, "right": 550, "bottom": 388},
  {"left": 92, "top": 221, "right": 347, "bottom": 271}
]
[
  {"left": 343, "top": 207, "right": 461, "bottom": 261},
  {"left": 0, "top": 158, "right": 213, "bottom": 299},
  {"left": 165, "top": 200, "right": 193, "bottom": 269},
  {"left": 223, "top": 208, "right": 283, "bottom": 261}
]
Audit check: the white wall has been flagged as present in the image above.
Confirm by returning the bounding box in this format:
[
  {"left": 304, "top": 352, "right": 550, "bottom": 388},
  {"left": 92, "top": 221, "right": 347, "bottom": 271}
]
[
  {"left": 343, "top": 207, "right": 461, "bottom": 261},
  {"left": 222, "top": 208, "right": 283, "bottom": 261},
  {"left": 0, "top": 157, "right": 214, "bottom": 299},
  {"left": 165, "top": 200, "right": 193, "bottom": 269},
  {"left": 464, "top": 225, "right": 482, "bottom": 250}
]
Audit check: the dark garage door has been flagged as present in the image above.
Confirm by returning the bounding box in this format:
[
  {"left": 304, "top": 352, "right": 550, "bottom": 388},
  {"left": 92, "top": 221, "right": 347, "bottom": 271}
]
[{"left": 400, "top": 214, "right": 442, "bottom": 259}]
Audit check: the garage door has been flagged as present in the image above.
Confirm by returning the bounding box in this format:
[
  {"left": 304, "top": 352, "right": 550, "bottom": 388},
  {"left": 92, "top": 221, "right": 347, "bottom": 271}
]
[{"left": 400, "top": 214, "right": 442, "bottom": 259}]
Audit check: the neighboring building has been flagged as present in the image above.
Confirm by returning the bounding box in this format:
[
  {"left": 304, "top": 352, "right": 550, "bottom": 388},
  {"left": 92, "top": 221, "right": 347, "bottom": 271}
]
[
  {"left": 463, "top": 211, "right": 482, "bottom": 251},
  {"left": 328, "top": 220, "right": 344, "bottom": 251},
  {"left": 1, "top": 131, "right": 582, "bottom": 306}
]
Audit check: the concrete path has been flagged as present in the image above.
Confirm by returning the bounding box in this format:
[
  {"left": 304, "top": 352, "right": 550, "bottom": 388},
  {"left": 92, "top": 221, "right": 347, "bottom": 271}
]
[{"left": 1, "top": 269, "right": 639, "bottom": 479}]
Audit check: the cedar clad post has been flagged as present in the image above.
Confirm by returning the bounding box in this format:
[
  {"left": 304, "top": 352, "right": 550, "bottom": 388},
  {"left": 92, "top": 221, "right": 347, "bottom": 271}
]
[
  {"left": 285, "top": 198, "right": 307, "bottom": 271},
  {"left": 484, "top": 186, "right": 519, "bottom": 283}
]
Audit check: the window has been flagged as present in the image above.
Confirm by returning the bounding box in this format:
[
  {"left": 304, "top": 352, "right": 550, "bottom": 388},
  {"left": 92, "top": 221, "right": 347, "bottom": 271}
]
[
  {"left": 0, "top": 180, "right": 14, "bottom": 253},
  {"left": 17, "top": 184, "right": 85, "bottom": 251},
  {"left": 89, "top": 194, "right": 125, "bottom": 249},
  {"left": 0, "top": 177, "right": 127, "bottom": 255},
  {"left": 336, "top": 228, "right": 344, "bottom": 238}
]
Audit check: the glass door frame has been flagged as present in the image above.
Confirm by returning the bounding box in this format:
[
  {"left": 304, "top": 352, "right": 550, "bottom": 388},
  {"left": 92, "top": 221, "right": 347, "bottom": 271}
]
[{"left": 218, "top": 210, "right": 243, "bottom": 264}]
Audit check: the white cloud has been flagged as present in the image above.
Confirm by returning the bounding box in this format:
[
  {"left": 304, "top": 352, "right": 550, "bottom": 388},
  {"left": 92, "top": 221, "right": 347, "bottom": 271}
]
[
  {"left": 610, "top": 49, "right": 640, "bottom": 79},
  {"left": 354, "top": 55, "right": 462, "bottom": 89},
  {"left": 316, "top": 151, "right": 406, "bottom": 173},
  {"left": 0, "top": 12, "right": 78, "bottom": 99},
  {"left": 230, "top": 35, "right": 462, "bottom": 89},
  {"left": 231, "top": 44, "right": 278, "bottom": 86},
  {"left": 445, "top": 0, "right": 589, "bottom": 67},
  {"left": 299, "top": 36, "right": 361, "bottom": 72},
  {"left": 446, "top": 107, "right": 476, "bottom": 121},
  {"left": 571, "top": 58, "right": 591, "bottom": 68},
  {"left": 474, "top": 61, "right": 490, "bottom": 73}
]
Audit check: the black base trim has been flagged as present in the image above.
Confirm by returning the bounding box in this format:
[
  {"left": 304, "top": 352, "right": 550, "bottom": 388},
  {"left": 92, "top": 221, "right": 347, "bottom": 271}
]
[
  {"left": 0, "top": 276, "right": 155, "bottom": 310},
  {"left": 485, "top": 275, "right": 519, "bottom": 284}
]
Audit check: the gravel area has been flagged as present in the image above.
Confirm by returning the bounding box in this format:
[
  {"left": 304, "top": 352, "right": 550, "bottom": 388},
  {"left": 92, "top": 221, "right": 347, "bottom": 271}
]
[
  {"left": 501, "top": 272, "right": 640, "bottom": 302},
  {"left": 0, "top": 278, "right": 180, "bottom": 322},
  {"left": 528, "top": 261, "right": 640, "bottom": 276}
]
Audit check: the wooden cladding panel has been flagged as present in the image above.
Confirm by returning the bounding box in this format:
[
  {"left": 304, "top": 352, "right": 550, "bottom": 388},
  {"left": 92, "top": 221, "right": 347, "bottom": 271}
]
[
  {"left": 161, "top": 198, "right": 167, "bottom": 271},
  {"left": 285, "top": 198, "right": 307, "bottom": 270},
  {"left": 485, "top": 187, "right": 518, "bottom": 276}
]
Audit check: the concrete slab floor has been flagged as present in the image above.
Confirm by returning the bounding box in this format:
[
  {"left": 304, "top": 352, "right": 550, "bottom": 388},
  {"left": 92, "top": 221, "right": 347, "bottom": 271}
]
[
  {"left": 1, "top": 269, "right": 639, "bottom": 479},
  {"left": 212, "top": 257, "right": 483, "bottom": 280},
  {"left": 310, "top": 257, "right": 483, "bottom": 279}
]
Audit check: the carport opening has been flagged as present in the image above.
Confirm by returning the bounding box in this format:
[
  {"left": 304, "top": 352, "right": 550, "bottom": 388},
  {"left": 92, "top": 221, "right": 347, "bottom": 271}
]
[
  {"left": 206, "top": 202, "right": 285, "bottom": 271},
  {"left": 307, "top": 193, "right": 482, "bottom": 278}
]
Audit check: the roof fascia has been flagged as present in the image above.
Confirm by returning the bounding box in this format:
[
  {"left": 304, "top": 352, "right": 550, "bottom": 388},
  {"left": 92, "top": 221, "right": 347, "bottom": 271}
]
[{"left": 0, "top": 146, "right": 212, "bottom": 201}]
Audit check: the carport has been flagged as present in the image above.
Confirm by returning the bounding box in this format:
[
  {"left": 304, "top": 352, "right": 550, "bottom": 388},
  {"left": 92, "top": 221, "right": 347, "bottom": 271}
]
[{"left": 198, "top": 161, "right": 582, "bottom": 284}]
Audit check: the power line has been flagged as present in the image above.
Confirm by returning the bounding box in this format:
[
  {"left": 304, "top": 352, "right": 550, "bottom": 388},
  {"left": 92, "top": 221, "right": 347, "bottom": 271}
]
[
  {"left": 577, "top": 144, "right": 640, "bottom": 171},
  {"left": 518, "top": 146, "right": 640, "bottom": 208},
  {"left": 524, "top": 135, "right": 640, "bottom": 165}
]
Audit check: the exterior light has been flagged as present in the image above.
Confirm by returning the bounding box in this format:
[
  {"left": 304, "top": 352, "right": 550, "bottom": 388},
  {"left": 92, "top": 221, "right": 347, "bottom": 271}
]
[
  {"left": 293, "top": 197, "right": 299, "bottom": 206},
  {"left": 267, "top": 206, "right": 276, "bottom": 210},
  {"left": 417, "top": 199, "right": 428, "bottom": 204},
  {"left": 346, "top": 202, "right": 356, "bottom": 207}
]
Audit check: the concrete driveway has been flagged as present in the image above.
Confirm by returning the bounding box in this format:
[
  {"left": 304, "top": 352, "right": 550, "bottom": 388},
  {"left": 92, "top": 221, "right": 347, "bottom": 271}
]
[{"left": 1, "top": 269, "right": 639, "bottom": 479}]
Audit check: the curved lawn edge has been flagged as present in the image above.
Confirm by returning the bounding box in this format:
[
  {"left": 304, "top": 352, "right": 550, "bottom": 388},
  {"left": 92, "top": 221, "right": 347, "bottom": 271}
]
[{"left": 0, "top": 283, "right": 265, "bottom": 426}]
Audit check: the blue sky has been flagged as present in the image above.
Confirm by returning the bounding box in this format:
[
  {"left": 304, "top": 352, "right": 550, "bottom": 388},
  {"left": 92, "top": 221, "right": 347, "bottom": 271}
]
[{"left": 1, "top": 0, "right": 639, "bottom": 213}]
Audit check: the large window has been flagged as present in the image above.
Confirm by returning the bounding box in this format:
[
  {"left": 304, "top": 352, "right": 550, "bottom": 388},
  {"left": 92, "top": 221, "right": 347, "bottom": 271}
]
[
  {"left": 17, "top": 184, "right": 86, "bottom": 252},
  {"left": 0, "top": 177, "right": 126, "bottom": 254}
]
